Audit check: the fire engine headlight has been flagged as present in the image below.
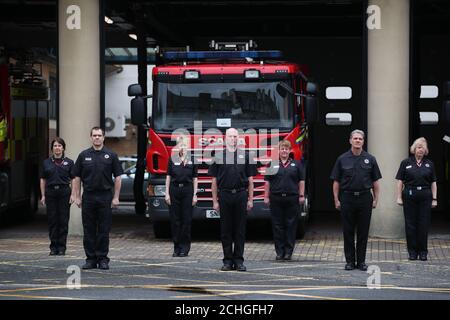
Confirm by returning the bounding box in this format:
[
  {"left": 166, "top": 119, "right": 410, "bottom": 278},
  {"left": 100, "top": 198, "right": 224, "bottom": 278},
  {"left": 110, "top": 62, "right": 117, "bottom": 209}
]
[
  {"left": 184, "top": 70, "right": 200, "bottom": 80},
  {"left": 153, "top": 185, "right": 166, "bottom": 196},
  {"left": 244, "top": 69, "right": 260, "bottom": 79}
]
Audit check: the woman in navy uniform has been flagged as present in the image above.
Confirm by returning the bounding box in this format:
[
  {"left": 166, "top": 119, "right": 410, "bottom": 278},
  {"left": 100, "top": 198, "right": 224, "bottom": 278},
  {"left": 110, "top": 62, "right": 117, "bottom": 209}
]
[
  {"left": 165, "top": 136, "right": 198, "bottom": 257},
  {"left": 396, "top": 137, "right": 437, "bottom": 261},
  {"left": 264, "top": 140, "right": 305, "bottom": 261},
  {"left": 40, "top": 137, "right": 74, "bottom": 256}
]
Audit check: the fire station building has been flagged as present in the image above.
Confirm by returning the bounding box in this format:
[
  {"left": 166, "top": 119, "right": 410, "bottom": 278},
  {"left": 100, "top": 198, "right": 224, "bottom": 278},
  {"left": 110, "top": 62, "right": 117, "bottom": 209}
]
[{"left": 0, "top": 0, "right": 448, "bottom": 237}]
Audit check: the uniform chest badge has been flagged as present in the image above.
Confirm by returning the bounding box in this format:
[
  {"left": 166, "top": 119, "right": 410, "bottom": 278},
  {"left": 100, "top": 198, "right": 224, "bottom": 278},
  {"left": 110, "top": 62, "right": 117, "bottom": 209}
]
[
  {"left": 104, "top": 154, "right": 110, "bottom": 159},
  {"left": 63, "top": 161, "right": 68, "bottom": 166},
  {"left": 425, "top": 163, "right": 430, "bottom": 168},
  {"left": 290, "top": 163, "right": 296, "bottom": 167},
  {"left": 85, "top": 157, "right": 92, "bottom": 161},
  {"left": 364, "top": 159, "right": 370, "bottom": 164},
  {"left": 406, "top": 165, "right": 412, "bottom": 169}
]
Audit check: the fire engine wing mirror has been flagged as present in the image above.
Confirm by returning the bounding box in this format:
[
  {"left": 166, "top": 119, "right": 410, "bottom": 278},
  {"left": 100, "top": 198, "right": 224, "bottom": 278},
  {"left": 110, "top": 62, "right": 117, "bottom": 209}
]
[
  {"left": 128, "top": 84, "right": 142, "bottom": 97},
  {"left": 276, "top": 82, "right": 294, "bottom": 98},
  {"left": 130, "top": 96, "right": 147, "bottom": 126},
  {"left": 306, "top": 82, "right": 318, "bottom": 95},
  {"left": 305, "top": 96, "right": 318, "bottom": 124},
  {"left": 128, "top": 84, "right": 152, "bottom": 126},
  {"left": 305, "top": 82, "right": 318, "bottom": 124}
]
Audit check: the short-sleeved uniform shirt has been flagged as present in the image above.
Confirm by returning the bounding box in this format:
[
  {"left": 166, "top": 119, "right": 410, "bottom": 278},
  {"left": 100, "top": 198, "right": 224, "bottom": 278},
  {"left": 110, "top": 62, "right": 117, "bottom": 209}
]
[
  {"left": 208, "top": 149, "right": 258, "bottom": 190},
  {"left": 264, "top": 158, "right": 305, "bottom": 195},
  {"left": 71, "top": 146, "right": 123, "bottom": 192},
  {"left": 395, "top": 156, "right": 436, "bottom": 187},
  {"left": 167, "top": 156, "right": 198, "bottom": 183},
  {"left": 330, "top": 150, "right": 382, "bottom": 191},
  {"left": 41, "top": 156, "right": 74, "bottom": 188}
]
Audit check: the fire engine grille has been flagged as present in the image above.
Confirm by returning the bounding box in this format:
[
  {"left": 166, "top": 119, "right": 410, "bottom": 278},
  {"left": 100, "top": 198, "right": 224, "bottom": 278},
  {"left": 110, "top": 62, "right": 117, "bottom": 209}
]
[{"left": 195, "top": 162, "right": 266, "bottom": 207}]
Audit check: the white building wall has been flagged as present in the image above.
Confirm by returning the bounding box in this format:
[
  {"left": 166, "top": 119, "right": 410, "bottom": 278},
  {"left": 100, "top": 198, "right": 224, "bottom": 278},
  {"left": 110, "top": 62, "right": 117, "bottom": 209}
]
[{"left": 105, "top": 64, "right": 153, "bottom": 119}]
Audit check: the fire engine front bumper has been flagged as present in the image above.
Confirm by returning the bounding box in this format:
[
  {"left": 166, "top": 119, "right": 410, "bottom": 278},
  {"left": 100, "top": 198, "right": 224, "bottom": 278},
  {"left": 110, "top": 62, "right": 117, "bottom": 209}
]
[{"left": 147, "top": 196, "right": 271, "bottom": 223}]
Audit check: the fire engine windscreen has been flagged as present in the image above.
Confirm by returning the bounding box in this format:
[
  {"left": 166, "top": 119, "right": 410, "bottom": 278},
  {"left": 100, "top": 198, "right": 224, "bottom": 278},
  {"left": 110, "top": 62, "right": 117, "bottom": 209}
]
[{"left": 153, "top": 81, "right": 294, "bottom": 132}]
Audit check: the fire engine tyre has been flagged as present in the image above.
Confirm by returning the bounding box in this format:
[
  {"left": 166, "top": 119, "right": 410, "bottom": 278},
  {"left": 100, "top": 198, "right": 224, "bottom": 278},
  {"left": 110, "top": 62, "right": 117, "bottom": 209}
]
[
  {"left": 0, "top": 172, "right": 8, "bottom": 209},
  {"left": 25, "top": 184, "right": 38, "bottom": 220},
  {"left": 153, "top": 221, "right": 171, "bottom": 239},
  {"left": 134, "top": 201, "right": 146, "bottom": 215}
]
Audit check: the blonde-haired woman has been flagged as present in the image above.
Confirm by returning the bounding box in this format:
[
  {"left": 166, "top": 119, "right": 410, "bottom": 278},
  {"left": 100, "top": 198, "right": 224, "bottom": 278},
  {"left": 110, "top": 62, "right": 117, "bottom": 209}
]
[
  {"left": 165, "top": 135, "right": 198, "bottom": 257},
  {"left": 396, "top": 137, "right": 437, "bottom": 261},
  {"left": 264, "top": 139, "right": 305, "bottom": 261}
]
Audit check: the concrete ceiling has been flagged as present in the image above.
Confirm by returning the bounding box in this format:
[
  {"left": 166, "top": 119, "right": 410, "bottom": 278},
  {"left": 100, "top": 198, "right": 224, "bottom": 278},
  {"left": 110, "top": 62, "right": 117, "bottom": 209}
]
[{"left": 0, "top": 0, "right": 449, "bottom": 51}]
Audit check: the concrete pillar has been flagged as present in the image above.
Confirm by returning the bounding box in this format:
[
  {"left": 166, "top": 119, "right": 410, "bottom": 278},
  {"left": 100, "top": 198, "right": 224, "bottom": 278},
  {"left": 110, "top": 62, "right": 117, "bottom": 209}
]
[
  {"left": 367, "top": 0, "right": 410, "bottom": 238},
  {"left": 59, "top": 0, "right": 100, "bottom": 235}
]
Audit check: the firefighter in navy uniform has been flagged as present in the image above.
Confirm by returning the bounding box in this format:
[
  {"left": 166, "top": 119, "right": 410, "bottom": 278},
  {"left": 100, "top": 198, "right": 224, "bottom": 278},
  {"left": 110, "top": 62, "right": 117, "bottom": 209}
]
[
  {"left": 209, "top": 128, "right": 258, "bottom": 272},
  {"left": 165, "top": 135, "right": 198, "bottom": 257},
  {"left": 71, "top": 127, "right": 123, "bottom": 270},
  {"left": 264, "top": 140, "right": 305, "bottom": 261},
  {"left": 330, "top": 129, "right": 382, "bottom": 271},
  {"left": 40, "top": 137, "right": 74, "bottom": 256},
  {"left": 396, "top": 137, "right": 438, "bottom": 261}
]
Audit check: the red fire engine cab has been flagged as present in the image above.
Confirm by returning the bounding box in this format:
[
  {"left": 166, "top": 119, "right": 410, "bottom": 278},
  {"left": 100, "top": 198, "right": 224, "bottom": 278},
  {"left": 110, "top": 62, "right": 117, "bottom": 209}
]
[{"left": 128, "top": 41, "right": 317, "bottom": 238}]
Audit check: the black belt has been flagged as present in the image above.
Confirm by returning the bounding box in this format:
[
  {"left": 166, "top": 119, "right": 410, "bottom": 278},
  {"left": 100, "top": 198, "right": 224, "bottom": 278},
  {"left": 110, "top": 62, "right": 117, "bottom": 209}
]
[
  {"left": 47, "top": 185, "right": 69, "bottom": 190},
  {"left": 220, "top": 188, "right": 245, "bottom": 194},
  {"left": 405, "top": 186, "right": 430, "bottom": 190},
  {"left": 272, "top": 193, "right": 298, "bottom": 197},
  {"left": 343, "top": 190, "right": 371, "bottom": 196},
  {"left": 171, "top": 182, "right": 192, "bottom": 188}
]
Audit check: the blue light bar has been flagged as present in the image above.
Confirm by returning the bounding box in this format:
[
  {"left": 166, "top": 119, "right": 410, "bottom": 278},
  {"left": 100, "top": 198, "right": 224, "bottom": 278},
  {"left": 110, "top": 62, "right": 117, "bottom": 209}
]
[{"left": 163, "top": 50, "right": 283, "bottom": 61}]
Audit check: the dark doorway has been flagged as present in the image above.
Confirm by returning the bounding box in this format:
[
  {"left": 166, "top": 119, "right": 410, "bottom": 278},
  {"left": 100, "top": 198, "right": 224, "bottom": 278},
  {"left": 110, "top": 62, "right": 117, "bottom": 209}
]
[{"left": 411, "top": 0, "right": 450, "bottom": 213}]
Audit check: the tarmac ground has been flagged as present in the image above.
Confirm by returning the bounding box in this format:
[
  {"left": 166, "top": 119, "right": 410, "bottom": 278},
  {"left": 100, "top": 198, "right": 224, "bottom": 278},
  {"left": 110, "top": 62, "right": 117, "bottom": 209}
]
[{"left": 0, "top": 206, "right": 450, "bottom": 303}]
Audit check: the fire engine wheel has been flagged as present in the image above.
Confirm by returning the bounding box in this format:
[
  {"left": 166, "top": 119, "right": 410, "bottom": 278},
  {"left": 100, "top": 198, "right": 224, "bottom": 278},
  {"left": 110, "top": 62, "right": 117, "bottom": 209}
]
[
  {"left": 134, "top": 201, "right": 146, "bottom": 215},
  {"left": 26, "top": 184, "right": 38, "bottom": 219},
  {"left": 153, "top": 222, "right": 171, "bottom": 239},
  {"left": 18, "top": 184, "right": 38, "bottom": 222}
]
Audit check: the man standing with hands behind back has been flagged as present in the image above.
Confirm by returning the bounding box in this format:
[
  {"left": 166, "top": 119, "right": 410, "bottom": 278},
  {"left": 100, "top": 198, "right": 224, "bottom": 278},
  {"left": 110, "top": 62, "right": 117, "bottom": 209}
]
[
  {"left": 330, "top": 129, "right": 382, "bottom": 271},
  {"left": 71, "top": 127, "right": 123, "bottom": 270},
  {"left": 209, "top": 128, "right": 258, "bottom": 272}
]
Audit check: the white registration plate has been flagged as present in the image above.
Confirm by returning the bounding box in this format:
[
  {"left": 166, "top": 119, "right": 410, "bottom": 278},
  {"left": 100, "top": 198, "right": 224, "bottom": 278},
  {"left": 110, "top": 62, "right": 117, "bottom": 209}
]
[{"left": 206, "top": 210, "right": 220, "bottom": 219}]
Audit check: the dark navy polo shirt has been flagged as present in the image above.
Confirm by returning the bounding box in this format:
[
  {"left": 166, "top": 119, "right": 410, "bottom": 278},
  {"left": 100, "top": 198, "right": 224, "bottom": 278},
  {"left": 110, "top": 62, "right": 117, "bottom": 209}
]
[
  {"left": 71, "top": 146, "right": 123, "bottom": 192},
  {"left": 330, "top": 150, "right": 382, "bottom": 191},
  {"left": 208, "top": 149, "right": 258, "bottom": 190},
  {"left": 167, "top": 156, "right": 198, "bottom": 183},
  {"left": 395, "top": 156, "right": 436, "bottom": 187},
  {"left": 41, "top": 156, "right": 74, "bottom": 188},
  {"left": 264, "top": 158, "right": 305, "bottom": 195}
]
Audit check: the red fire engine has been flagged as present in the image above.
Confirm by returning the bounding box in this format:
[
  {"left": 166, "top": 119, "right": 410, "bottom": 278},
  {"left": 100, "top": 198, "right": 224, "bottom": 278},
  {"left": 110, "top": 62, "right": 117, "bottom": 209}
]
[
  {"left": 0, "top": 52, "right": 49, "bottom": 222},
  {"left": 128, "top": 41, "right": 317, "bottom": 238}
]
